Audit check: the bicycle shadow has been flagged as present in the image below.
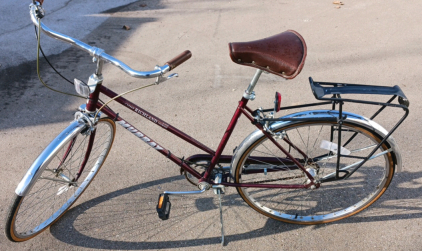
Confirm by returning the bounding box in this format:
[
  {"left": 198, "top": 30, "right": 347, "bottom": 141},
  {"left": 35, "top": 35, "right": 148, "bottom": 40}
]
[
  {"left": 0, "top": 3, "right": 161, "bottom": 131},
  {"left": 49, "top": 170, "right": 422, "bottom": 249}
]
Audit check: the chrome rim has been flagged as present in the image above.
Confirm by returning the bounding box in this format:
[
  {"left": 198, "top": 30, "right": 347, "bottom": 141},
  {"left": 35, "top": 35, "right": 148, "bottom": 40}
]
[
  {"left": 13, "top": 120, "right": 114, "bottom": 237},
  {"left": 237, "top": 122, "right": 392, "bottom": 223}
]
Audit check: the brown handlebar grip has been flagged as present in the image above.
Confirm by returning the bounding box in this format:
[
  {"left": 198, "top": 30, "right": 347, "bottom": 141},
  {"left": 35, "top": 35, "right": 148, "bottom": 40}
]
[
  {"left": 35, "top": 0, "right": 44, "bottom": 4},
  {"left": 166, "top": 50, "right": 192, "bottom": 71}
]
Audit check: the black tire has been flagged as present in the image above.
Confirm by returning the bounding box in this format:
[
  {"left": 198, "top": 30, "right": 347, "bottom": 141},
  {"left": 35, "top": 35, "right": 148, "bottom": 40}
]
[
  {"left": 234, "top": 120, "right": 394, "bottom": 224},
  {"left": 5, "top": 118, "right": 115, "bottom": 241}
]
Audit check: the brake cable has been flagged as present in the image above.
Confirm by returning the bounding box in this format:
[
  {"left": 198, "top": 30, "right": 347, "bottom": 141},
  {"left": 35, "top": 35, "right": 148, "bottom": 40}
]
[
  {"left": 35, "top": 20, "right": 116, "bottom": 113},
  {"left": 35, "top": 17, "right": 158, "bottom": 122},
  {"left": 94, "top": 83, "right": 155, "bottom": 120},
  {"left": 36, "top": 18, "right": 85, "bottom": 98}
]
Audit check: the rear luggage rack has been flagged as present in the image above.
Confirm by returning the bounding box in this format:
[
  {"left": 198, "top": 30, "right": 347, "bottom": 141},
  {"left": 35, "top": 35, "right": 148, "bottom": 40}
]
[
  {"left": 309, "top": 77, "right": 409, "bottom": 179},
  {"left": 256, "top": 77, "right": 409, "bottom": 180},
  {"left": 309, "top": 77, "right": 409, "bottom": 108}
]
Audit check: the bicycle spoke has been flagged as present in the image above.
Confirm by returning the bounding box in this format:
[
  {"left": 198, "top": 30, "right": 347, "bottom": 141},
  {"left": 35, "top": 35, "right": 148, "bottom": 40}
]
[
  {"left": 235, "top": 121, "right": 393, "bottom": 223},
  {"left": 8, "top": 119, "right": 115, "bottom": 240}
]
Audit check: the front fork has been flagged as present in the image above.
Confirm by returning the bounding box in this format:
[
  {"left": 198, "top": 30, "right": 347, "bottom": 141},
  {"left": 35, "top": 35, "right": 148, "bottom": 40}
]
[
  {"left": 72, "top": 105, "right": 102, "bottom": 182},
  {"left": 51, "top": 107, "right": 100, "bottom": 185}
]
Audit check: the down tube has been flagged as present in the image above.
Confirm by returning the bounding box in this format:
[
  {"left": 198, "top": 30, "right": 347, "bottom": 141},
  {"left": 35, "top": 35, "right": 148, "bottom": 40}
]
[
  {"left": 96, "top": 104, "right": 203, "bottom": 179},
  {"left": 99, "top": 85, "right": 215, "bottom": 155}
]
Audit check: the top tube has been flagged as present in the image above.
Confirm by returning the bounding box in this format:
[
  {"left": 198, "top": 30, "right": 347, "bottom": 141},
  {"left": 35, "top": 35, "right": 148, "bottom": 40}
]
[{"left": 29, "top": 3, "right": 169, "bottom": 79}]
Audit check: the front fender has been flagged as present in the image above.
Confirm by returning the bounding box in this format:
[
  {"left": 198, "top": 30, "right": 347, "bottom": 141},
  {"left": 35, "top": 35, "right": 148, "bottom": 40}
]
[
  {"left": 15, "top": 120, "right": 87, "bottom": 196},
  {"left": 230, "top": 110, "right": 402, "bottom": 177}
]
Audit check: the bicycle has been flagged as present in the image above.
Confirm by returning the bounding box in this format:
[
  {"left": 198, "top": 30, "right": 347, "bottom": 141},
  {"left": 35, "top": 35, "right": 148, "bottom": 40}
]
[{"left": 5, "top": 1, "right": 409, "bottom": 244}]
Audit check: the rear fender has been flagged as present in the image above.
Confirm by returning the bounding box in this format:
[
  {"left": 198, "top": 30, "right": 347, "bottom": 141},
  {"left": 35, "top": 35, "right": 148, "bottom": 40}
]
[{"left": 230, "top": 110, "right": 402, "bottom": 177}]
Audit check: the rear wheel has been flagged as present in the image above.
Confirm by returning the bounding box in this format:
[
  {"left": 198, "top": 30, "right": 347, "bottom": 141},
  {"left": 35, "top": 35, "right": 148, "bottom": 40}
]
[
  {"left": 5, "top": 118, "right": 115, "bottom": 241},
  {"left": 234, "top": 120, "right": 394, "bottom": 224}
]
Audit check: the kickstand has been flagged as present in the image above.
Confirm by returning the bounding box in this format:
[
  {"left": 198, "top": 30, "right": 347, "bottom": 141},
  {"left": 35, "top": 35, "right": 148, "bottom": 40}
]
[{"left": 217, "top": 189, "right": 225, "bottom": 246}]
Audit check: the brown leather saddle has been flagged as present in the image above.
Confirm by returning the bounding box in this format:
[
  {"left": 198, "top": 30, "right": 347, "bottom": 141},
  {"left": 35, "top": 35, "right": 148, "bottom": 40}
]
[{"left": 229, "top": 30, "right": 307, "bottom": 79}]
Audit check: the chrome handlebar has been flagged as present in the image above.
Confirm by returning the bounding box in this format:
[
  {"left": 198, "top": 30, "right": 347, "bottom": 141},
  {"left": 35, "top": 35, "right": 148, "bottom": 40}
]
[{"left": 29, "top": 3, "right": 169, "bottom": 78}]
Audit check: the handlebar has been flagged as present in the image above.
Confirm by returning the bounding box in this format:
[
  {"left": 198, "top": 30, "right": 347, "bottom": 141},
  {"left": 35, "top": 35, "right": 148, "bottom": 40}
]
[{"left": 29, "top": 3, "right": 191, "bottom": 79}]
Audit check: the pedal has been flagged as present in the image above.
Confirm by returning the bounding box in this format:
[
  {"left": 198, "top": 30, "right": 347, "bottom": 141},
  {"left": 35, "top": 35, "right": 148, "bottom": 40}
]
[
  {"left": 156, "top": 193, "right": 171, "bottom": 220},
  {"left": 156, "top": 186, "right": 208, "bottom": 220}
]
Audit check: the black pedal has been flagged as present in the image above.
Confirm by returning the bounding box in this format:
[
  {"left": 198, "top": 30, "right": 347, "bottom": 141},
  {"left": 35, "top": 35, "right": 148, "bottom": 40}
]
[{"left": 156, "top": 193, "right": 171, "bottom": 220}]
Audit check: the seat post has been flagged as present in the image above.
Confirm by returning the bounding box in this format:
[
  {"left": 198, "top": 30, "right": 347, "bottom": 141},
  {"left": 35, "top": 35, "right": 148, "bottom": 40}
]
[{"left": 243, "top": 69, "right": 263, "bottom": 100}]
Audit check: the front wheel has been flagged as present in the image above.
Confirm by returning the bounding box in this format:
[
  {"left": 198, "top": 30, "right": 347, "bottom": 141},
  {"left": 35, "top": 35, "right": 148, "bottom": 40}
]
[
  {"left": 5, "top": 118, "right": 116, "bottom": 242},
  {"left": 234, "top": 120, "right": 394, "bottom": 224}
]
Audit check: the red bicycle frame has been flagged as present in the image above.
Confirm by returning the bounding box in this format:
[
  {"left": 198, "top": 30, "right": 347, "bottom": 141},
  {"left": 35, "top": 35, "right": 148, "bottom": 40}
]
[{"left": 86, "top": 84, "right": 315, "bottom": 189}]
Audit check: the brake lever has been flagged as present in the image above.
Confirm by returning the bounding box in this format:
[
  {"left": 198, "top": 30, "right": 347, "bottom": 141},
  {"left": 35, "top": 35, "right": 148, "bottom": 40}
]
[{"left": 155, "top": 73, "right": 178, "bottom": 85}]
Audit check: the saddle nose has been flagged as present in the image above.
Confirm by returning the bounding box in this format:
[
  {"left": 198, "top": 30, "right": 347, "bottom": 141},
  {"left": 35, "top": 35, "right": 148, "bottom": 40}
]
[{"left": 228, "top": 30, "right": 307, "bottom": 79}]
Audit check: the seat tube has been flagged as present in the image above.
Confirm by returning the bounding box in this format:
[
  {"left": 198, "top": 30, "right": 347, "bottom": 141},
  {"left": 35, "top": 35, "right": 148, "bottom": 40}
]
[
  {"left": 203, "top": 98, "right": 248, "bottom": 181},
  {"left": 202, "top": 69, "right": 263, "bottom": 181}
]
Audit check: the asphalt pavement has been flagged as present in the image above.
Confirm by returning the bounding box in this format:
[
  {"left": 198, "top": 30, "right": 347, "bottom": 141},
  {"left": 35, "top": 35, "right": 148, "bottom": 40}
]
[
  {"left": 0, "top": 0, "right": 138, "bottom": 69},
  {"left": 1, "top": 0, "right": 421, "bottom": 250}
]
